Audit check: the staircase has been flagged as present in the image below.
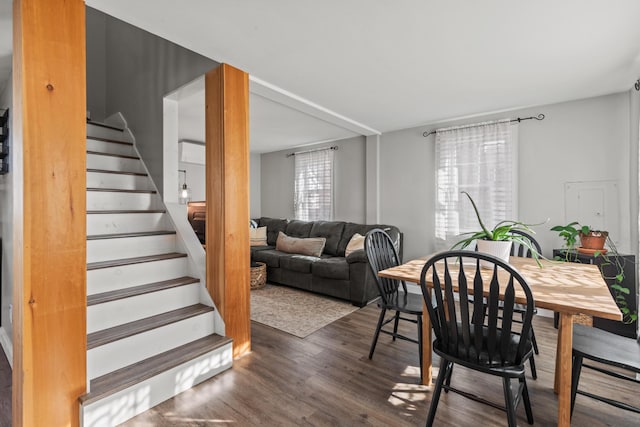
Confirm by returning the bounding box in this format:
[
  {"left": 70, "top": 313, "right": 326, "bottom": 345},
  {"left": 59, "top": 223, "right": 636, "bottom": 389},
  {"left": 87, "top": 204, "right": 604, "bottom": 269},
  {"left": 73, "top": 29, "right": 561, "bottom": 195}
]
[{"left": 80, "top": 120, "right": 233, "bottom": 427}]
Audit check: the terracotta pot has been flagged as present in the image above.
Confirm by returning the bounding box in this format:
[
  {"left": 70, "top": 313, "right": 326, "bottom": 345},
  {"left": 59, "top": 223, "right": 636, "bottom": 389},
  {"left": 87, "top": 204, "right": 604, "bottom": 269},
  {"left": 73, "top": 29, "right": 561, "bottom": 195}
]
[{"left": 579, "top": 230, "right": 608, "bottom": 250}]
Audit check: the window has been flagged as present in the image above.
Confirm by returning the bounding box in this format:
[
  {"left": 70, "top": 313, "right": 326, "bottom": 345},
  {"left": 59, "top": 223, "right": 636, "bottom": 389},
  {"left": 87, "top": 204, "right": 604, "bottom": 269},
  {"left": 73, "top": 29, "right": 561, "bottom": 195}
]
[
  {"left": 434, "top": 120, "right": 518, "bottom": 250},
  {"left": 294, "top": 148, "right": 334, "bottom": 221}
]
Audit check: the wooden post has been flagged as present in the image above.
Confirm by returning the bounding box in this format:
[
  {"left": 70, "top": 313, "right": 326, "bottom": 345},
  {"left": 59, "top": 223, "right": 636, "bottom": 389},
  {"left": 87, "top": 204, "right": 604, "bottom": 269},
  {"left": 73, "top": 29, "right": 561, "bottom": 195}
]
[
  {"left": 205, "top": 64, "right": 251, "bottom": 359},
  {"left": 12, "top": 0, "right": 87, "bottom": 425}
]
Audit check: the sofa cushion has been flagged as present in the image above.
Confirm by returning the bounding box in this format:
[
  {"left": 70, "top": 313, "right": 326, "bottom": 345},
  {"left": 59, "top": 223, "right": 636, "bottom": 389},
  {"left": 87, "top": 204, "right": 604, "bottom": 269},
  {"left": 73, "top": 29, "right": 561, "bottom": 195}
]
[
  {"left": 252, "top": 249, "right": 286, "bottom": 268},
  {"left": 276, "top": 231, "right": 326, "bottom": 257},
  {"left": 310, "top": 221, "right": 345, "bottom": 256},
  {"left": 337, "top": 223, "right": 402, "bottom": 257},
  {"left": 312, "top": 257, "right": 350, "bottom": 280},
  {"left": 285, "top": 220, "right": 313, "bottom": 238},
  {"left": 250, "top": 245, "right": 274, "bottom": 256},
  {"left": 249, "top": 226, "right": 268, "bottom": 246},
  {"left": 345, "top": 233, "right": 365, "bottom": 257},
  {"left": 258, "top": 217, "right": 288, "bottom": 246},
  {"left": 280, "top": 254, "right": 319, "bottom": 273}
]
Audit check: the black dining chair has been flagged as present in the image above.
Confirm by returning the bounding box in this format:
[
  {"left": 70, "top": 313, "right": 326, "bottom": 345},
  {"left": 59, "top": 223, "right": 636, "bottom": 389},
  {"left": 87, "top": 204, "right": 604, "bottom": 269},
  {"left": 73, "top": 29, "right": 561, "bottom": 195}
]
[
  {"left": 420, "top": 251, "right": 535, "bottom": 427},
  {"left": 571, "top": 324, "right": 640, "bottom": 417},
  {"left": 364, "top": 228, "right": 424, "bottom": 382}
]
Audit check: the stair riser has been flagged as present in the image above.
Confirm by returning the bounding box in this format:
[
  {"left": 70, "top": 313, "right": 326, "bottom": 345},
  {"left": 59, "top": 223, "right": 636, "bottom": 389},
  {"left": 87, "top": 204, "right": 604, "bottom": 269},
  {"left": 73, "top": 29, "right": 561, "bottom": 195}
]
[
  {"left": 87, "top": 234, "right": 176, "bottom": 263},
  {"left": 87, "top": 191, "right": 161, "bottom": 211},
  {"left": 81, "top": 342, "right": 232, "bottom": 427},
  {"left": 87, "top": 258, "right": 189, "bottom": 295},
  {"left": 86, "top": 153, "right": 145, "bottom": 174},
  {"left": 87, "top": 212, "right": 169, "bottom": 235},
  {"left": 87, "top": 311, "right": 215, "bottom": 379},
  {"left": 87, "top": 171, "right": 153, "bottom": 191},
  {"left": 87, "top": 123, "right": 127, "bottom": 141},
  {"left": 87, "top": 283, "right": 201, "bottom": 333},
  {"left": 86, "top": 139, "right": 135, "bottom": 157}
]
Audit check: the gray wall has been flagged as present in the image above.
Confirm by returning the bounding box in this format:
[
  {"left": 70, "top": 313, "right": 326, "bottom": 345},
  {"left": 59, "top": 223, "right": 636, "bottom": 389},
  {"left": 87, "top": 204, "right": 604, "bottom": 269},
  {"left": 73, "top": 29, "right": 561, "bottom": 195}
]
[
  {"left": 379, "top": 92, "right": 637, "bottom": 261},
  {"left": 102, "top": 13, "right": 218, "bottom": 195},
  {"left": 86, "top": 8, "right": 106, "bottom": 122},
  {"left": 0, "top": 73, "right": 13, "bottom": 343},
  {"left": 250, "top": 153, "right": 261, "bottom": 218},
  {"left": 260, "top": 136, "right": 366, "bottom": 222}
]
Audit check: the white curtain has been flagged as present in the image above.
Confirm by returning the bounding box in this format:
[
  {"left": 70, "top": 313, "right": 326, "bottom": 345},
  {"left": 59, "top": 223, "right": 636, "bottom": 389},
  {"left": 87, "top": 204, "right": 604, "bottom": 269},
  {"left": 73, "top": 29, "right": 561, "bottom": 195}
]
[
  {"left": 294, "top": 148, "right": 334, "bottom": 221},
  {"left": 434, "top": 120, "right": 518, "bottom": 250}
]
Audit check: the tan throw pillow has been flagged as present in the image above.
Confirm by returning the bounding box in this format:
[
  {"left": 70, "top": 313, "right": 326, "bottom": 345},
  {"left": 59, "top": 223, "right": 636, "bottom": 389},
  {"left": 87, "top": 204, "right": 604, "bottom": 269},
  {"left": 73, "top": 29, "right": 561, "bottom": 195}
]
[
  {"left": 276, "top": 231, "right": 326, "bottom": 257},
  {"left": 345, "top": 233, "right": 365, "bottom": 257},
  {"left": 250, "top": 226, "right": 268, "bottom": 246}
]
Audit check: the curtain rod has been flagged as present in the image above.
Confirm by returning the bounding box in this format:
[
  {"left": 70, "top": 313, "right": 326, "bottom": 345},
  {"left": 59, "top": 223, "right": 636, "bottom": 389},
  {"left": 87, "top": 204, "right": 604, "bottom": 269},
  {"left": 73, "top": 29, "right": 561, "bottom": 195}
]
[
  {"left": 422, "top": 113, "right": 545, "bottom": 138},
  {"left": 286, "top": 145, "right": 338, "bottom": 158}
]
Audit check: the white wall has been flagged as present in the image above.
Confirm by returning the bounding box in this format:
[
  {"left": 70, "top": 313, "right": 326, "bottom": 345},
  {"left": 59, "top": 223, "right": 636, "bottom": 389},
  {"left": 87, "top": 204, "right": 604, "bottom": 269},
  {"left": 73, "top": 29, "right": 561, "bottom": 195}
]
[
  {"left": 0, "top": 73, "right": 13, "bottom": 347},
  {"left": 86, "top": 7, "right": 106, "bottom": 122},
  {"left": 379, "top": 92, "right": 636, "bottom": 261},
  {"left": 250, "top": 153, "right": 261, "bottom": 218},
  {"left": 260, "top": 136, "right": 366, "bottom": 222}
]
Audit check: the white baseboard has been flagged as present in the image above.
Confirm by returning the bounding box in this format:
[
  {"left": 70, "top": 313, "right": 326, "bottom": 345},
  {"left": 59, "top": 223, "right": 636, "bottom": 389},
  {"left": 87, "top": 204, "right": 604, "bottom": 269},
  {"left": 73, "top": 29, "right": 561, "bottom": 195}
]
[{"left": 0, "top": 326, "right": 13, "bottom": 369}]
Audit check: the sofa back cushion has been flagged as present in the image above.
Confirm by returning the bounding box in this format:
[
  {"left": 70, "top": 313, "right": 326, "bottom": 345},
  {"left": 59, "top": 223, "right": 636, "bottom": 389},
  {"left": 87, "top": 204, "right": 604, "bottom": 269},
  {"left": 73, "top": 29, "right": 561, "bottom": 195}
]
[
  {"left": 310, "top": 221, "right": 345, "bottom": 256},
  {"left": 258, "top": 217, "right": 288, "bottom": 246},
  {"left": 276, "top": 231, "right": 326, "bottom": 257},
  {"left": 337, "top": 223, "right": 403, "bottom": 258},
  {"left": 285, "top": 220, "right": 313, "bottom": 238}
]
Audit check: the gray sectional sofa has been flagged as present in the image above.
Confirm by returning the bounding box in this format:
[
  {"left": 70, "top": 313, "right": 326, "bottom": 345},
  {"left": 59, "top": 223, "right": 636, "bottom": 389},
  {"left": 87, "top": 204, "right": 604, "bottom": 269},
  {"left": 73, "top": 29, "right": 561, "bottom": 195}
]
[{"left": 250, "top": 217, "right": 402, "bottom": 307}]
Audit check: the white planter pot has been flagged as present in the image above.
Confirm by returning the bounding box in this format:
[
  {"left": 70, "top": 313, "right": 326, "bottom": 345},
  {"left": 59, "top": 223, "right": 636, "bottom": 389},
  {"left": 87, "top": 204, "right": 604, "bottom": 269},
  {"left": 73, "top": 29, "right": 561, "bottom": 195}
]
[{"left": 476, "top": 240, "right": 512, "bottom": 268}]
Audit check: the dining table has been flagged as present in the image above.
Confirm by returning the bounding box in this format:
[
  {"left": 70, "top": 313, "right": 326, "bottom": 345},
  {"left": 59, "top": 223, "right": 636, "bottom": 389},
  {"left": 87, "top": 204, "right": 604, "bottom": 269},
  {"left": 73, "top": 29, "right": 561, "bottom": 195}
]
[{"left": 378, "top": 255, "right": 622, "bottom": 427}]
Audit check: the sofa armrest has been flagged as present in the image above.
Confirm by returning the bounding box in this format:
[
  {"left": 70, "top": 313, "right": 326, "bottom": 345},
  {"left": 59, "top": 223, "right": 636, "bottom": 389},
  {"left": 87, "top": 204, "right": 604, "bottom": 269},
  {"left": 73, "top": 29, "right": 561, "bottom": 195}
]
[{"left": 346, "top": 249, "right": 367, "bottom": 264}]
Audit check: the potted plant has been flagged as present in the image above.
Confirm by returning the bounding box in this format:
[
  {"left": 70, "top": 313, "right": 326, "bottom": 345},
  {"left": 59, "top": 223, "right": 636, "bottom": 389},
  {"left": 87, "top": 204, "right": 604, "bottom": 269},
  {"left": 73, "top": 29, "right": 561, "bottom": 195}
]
[
  {"left": 452, "top": 191, "right": 542, "bottom": 266},
  {"left": 551, "top": 222, "right": 637, "bottom": 325}
]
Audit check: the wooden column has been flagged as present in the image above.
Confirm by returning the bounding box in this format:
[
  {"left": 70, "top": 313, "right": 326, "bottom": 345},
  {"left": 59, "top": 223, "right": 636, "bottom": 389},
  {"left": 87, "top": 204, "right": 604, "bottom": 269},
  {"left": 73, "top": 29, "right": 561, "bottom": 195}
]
[
  {"left": 205, "top": 64, "right": 251, "bottom": 359},
  {"left": 12, "top": 0, "right": 87, "bottom": 425}
]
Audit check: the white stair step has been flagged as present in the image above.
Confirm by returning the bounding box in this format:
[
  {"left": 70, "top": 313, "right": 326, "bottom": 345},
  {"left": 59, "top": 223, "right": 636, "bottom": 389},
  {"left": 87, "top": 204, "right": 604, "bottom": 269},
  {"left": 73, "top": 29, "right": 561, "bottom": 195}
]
[
  {"left": 86, "top": 138, "right": 135, "bottom": 157},
  {"left": 80, "top": 335, "right": 232, "bottom": 427},
  {"left": 87, "top": 189, "right": 161, "bottom": 211},
  {"left": 86, "top": 152, "right": 146, "bottom": 174},
  {"left": 87, "top": 253, "right": 189, "bottom": 295},
  {"left": 87, "top": 122, "right": 127, "bottom": 141},
  {"left": 87, "top": 279, "right": 200, "bottom": 333},
  {"left": 86, "top": 210, "right": 169, "bottom": 235},
  {"left": 87, "top": 305, "right": 215, "bottom": 379},
  {"left": 86, "top": 232, "right": 177, "bottom": 263},
  {"left": 86, "top": 170, "right": 153, "bottom": 191}
]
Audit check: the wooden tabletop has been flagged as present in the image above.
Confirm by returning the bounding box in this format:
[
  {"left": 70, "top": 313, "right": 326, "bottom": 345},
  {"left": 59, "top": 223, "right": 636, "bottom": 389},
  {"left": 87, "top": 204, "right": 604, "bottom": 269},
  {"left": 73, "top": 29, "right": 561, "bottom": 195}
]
[{"left": 378, "top": 255, "right": 622, "bottom": 321}]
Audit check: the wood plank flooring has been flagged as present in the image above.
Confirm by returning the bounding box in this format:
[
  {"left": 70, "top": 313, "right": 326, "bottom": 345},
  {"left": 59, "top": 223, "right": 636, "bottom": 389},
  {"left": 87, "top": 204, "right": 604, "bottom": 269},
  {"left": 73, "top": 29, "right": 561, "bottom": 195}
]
[
  {"left": 120, "top": 303, "right": 640, "bottom": 427},
  {"left": 0, "top": 303, "right": 638, "bottom": 426}
]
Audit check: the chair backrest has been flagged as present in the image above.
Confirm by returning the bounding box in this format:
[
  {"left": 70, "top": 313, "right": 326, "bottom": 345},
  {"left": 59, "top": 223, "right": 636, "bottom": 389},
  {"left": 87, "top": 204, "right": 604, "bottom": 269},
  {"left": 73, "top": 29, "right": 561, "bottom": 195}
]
[
  {"left": 420, "top": 251, "right": 535, "bottom": 366},
  {"left": 509, "top": 230, "right": 542, "bottom": 258},
  {"left": 365, "top": 229, "right": 407, "bottom": 306}
]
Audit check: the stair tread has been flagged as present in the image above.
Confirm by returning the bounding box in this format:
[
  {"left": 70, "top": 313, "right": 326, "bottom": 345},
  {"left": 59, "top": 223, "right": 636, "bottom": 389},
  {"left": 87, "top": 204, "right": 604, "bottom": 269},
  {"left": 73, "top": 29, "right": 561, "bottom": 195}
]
[
  {"left": 87, "top": 303, "right": 214, "bottom": 350},
  {"left": 87, "top": 276, "right": 199, "bottom": 306},
  {"left": 87, "top": 168, "right": 147, "bottom": 177},
  {"left": 80, "top": 334, "right": 231, "bottom": 405},
  {"left": 87, "top": 230, "right": 176, "bottom": 240},
  {"left": 87, "top": 187, "right": 156, "bottom": 193},
  {"left": 87, "top": 136, "right": 133, "bottom": 146},
  {"left": 87, "top": 120, "right": 124, "bottom": 132},
  {"left": 87, "top": 209, "right": 166, "bottom": 214},
  {"left": 87, "top": 252, "right": 187, "bottom": 270},
  {"left": 87, "top": 150, "right": 139, "bottom": 160}
]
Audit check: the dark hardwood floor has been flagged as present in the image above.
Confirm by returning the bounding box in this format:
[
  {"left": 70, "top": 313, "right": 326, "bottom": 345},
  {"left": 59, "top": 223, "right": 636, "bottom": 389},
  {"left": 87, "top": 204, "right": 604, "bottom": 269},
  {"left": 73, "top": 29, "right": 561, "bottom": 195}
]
[
  {"left": 123, "top": 304, "right": 640, "bottom": 427},
  {"left": 0, "top": 348, "right": 10, "bottom": 427}
]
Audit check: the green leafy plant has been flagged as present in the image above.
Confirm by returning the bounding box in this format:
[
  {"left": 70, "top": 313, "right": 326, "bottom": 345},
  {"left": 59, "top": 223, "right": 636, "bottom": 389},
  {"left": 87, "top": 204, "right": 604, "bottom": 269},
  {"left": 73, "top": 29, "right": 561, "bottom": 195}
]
[
  {"left": 451, "top": 191, "right": 542, "bottom": 264},
  {"left": 551, "top": 222, "right": 637, "bottom": 324}
]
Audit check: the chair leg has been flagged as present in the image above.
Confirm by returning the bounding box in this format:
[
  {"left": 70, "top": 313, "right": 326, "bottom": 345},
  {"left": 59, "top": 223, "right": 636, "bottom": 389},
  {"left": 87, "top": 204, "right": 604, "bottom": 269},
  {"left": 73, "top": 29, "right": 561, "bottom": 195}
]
[
  {"left": 502, "top": 377, "right": 518, "bottom": 427},
  {"left": 392, "top": 311, "right": 400, "bottom": 341},
  {"left": 426, "top": 360, "right": 450, "bottom": 427},
  {"left": 417, "top": 314, "right": 423, "bottom": 383},
  {"left": 369, "top": 308, "right": 387, "bottom": 360},
  {"left": 529, "top": 354, "right": 537, "bottom": 380},
  {"left": 571, "top": 354, "right": 584, "bottom": 418},
  {"left": 520, "top": 376, "right": 534, "bottom": 425},
  {"left": 443, "top": 363, "right": 453, "bottom": 393}
]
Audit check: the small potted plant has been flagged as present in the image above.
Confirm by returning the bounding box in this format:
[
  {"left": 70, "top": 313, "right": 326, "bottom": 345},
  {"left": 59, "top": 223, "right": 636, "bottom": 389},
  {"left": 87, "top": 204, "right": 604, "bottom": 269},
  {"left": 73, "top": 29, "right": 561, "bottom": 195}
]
[{"left": 452, "top": 191, "right": 542, "bottom": 266}]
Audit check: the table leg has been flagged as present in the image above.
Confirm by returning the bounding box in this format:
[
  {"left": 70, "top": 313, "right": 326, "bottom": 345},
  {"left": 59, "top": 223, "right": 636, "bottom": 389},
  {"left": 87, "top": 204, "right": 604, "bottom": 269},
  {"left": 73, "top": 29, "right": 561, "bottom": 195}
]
[
  {"left": 554, "top": 317, "right": 563, "bottom": 393},
  {"left": 422, "top": 299, "right": 432, "bottom": 386},
  {"left": 556, "top": 313, "right": 574, "bottom": 427}
]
